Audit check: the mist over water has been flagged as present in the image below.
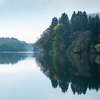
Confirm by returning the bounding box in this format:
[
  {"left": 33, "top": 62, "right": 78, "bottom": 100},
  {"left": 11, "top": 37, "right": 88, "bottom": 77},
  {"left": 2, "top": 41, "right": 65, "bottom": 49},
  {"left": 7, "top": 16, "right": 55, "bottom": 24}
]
[{"left": 0, "top": 53, "right": 100, "bottom": 100}]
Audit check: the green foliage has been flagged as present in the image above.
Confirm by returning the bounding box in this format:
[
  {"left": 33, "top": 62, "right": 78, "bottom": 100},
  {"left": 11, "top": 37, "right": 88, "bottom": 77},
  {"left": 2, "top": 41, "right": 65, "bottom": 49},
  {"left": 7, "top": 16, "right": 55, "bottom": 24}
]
[
  {"left": 53, "top": 24, "right": 63, "bottom": 31},
  {"left": 95, "top": 44, "right": 100, "bottom": 52},
  {"left": 53, "top": 25, "right": 59, "bottom": 31},
  {"left": 35, "top": 11, "right": 100, "bottom": 54},
  {"left": 95, "top": 56, "right": 100, "bottom": 64},
  {"left": 73, "top": 47, "right": 81, "bottom": 53},
  {"left": 52, "top": 34, "right": 60, "bottom": 52},
  {"left": 73, "top": 42, "right": 81, "bottom": 53}
]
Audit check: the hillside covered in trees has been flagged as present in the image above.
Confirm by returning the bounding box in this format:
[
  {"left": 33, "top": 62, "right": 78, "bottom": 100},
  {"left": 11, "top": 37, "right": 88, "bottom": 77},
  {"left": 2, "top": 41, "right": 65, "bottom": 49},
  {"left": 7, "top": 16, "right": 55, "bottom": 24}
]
[
  {"left": 0, "top": 37, "right": 31, "bottom": 51},
  {"left": 35, "top": 11, "right": 100, "bottom": 54}
]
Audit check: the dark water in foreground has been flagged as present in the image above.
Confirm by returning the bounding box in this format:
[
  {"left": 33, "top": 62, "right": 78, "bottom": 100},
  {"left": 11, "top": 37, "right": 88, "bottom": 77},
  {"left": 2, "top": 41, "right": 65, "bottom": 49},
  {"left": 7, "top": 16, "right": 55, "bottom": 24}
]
[{"left": 0, "top": 52, "right": 100, "bottom": 100}]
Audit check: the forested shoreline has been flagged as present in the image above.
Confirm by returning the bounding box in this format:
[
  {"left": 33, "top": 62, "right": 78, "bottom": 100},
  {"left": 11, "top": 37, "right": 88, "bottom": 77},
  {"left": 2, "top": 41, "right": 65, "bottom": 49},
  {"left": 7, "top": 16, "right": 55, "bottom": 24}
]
[
  {"left": 0, "top": 37, "right": 29, "bottom": 51},
  {"left": 35, "top": 11, "right": 100, "bottom": 54}
]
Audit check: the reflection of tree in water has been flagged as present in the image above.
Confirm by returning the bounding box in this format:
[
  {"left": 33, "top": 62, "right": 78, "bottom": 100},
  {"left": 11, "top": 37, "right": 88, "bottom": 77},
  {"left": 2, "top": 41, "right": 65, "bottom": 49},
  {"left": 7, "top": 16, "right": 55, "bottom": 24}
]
[
  {"left": 36, "top": 54, "right": 100, "bottom": 95},
  {"left": 0, "top": 53, "right": 34, "bottom": 64}
]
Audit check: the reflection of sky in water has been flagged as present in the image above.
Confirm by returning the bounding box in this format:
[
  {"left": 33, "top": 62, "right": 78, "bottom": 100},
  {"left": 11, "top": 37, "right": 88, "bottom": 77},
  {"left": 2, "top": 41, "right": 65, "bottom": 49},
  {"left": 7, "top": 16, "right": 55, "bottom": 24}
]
[
  {"left": 0, "top": 56, "right": 100, "bottom": 100},
  {"left": 0, "top": 57, "right": 38, "bottom": 73}
]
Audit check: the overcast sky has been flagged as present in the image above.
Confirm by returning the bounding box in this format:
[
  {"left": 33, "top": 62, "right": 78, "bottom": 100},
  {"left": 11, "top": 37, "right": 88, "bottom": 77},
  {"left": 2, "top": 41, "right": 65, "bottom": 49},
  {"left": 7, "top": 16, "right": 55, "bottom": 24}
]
[{"left": 0, "top": 0, "right": 100, "bottom": 43}]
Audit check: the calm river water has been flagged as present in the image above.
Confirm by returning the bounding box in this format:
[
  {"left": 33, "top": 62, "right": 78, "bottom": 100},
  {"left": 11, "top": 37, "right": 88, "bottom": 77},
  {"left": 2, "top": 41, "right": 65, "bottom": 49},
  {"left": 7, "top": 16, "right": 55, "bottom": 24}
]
[{"left": 0, "top": 52, "right": 100, "bottom": 100}]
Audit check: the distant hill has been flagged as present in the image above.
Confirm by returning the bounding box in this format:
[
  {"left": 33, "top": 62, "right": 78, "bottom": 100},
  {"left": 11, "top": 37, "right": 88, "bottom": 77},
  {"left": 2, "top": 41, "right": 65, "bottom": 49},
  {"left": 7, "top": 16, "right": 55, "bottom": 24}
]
[
  {"left": 88, "top": 12, "right": 100, "bottom": 18},
  {"left": 0, "top": 37, "right": 33, "bottom": 51},
  {"left": 30, "top": 43, "right": 39, "bottom": 52}
]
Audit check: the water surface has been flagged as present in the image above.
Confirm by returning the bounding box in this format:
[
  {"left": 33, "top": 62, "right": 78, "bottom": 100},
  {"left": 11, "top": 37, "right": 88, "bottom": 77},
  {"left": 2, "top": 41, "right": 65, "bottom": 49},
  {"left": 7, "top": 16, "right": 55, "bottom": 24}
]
[{"left": 0, "top": 53, "right": 100, "bottom": 100}]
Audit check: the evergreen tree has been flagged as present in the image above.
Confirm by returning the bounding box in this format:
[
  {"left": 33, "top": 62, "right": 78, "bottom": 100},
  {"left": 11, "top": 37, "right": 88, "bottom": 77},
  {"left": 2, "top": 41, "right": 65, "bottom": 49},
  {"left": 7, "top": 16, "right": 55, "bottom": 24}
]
[
  {"left": 82, "top": 11, "right": 88, "bottom": 30},
  {"left": 59, "top": 13, "right": 69, "bottom": 25},
  {"left": 50, "top": 17, "right": 58, "bottom": 29},
  {"left": 35, "top": 11, "right": 100, "bottom": 53}
]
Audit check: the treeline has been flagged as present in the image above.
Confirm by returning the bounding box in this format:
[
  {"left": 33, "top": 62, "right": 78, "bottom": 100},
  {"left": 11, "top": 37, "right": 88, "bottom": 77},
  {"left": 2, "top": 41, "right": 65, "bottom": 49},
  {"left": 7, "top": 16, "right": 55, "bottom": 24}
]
[
  {"left": 0, "top": 37, "right": 27, "bottom": 51},
  {"left": 35, "top": 11, "right": 100, "bottom": 53}
]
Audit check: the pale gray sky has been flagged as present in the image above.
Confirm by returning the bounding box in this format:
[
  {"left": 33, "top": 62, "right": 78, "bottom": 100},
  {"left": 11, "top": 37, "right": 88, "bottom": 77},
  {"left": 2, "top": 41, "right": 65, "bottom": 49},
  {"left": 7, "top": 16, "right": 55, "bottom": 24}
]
[{"left": 0, "top": 0, "right": 100, "bottom": 43}]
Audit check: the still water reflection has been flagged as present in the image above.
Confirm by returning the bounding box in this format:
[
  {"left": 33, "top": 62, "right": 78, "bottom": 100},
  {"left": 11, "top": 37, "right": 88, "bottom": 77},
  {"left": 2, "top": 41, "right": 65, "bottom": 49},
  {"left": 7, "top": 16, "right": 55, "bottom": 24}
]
[
  {"left": 0, "top": 52, "right": 37, "bottom": 64},
  {"left": 36, "top": 54, "right": 100, "bottom": 95},
  {"left": 0, "top": 52, "right": 100, "bottom": 100}
]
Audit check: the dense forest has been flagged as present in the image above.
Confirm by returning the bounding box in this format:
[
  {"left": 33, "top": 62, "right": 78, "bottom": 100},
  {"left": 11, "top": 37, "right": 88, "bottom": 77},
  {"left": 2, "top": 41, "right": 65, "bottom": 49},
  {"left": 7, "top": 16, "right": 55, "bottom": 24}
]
[
  {"left": 0, "top": 37, "right": 30, "bottom": 51},
  {"left": 35, "top": 11, "right": 100, "bottom": 53}
]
